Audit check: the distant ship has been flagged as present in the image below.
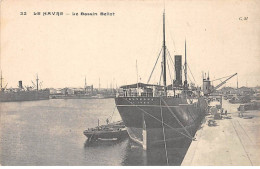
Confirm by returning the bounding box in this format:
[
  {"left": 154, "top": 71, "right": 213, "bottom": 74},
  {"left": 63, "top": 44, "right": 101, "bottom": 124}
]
[
  {"left": 0, "top": 73, "right": 50, "bottom": 102},
  {"left": 115, "top": 12, "right": 208, "bottom": 150},
  {"left": 50, "top": 77, "right": 116, "bottom": 99},
  {"left": 51, "top": 92, "right": 116, "bottom": 99}
]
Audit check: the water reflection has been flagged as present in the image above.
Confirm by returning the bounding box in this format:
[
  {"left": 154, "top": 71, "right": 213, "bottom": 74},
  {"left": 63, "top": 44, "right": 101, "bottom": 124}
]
[
  {"left": 84, "top": 138, "right": 128, "bottom": 148},
  {"left": 83, "top": 136, "right": 191, "bottom": 166},
  {"left": 123, "top": 139, "right": 192, "bottom": 165}
]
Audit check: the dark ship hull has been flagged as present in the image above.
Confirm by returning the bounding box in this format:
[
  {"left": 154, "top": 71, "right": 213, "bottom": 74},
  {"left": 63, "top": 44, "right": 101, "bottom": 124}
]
[
  {"left": 0, "top": 89, "right": 50, "bottom": 102},
  {"left": 115, "top": 96, "right": 207, "bottom": 149}
]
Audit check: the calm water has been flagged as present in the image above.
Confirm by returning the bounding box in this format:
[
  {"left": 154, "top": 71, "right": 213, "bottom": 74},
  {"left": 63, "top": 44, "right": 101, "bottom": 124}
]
[{"left": 0, "top": 99, "right": 189, "bottom": 166}]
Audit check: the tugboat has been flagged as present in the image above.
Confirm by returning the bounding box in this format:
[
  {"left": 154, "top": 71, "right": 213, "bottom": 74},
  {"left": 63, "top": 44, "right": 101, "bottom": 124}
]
[{"left": 83, "top": 121, "right": 128, "bottom": 142}]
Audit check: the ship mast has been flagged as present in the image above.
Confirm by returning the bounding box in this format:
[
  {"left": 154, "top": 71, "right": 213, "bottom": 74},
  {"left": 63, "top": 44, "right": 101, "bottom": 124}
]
[
  {"left": 237, "top": 75, "right": 238, "bottom": 89},
  {"left": 36, "top": 74, "right": 39, "bottom": 91},
  {"left": 85, "top": 76, "right": 87, "bottom": 88},
  {"left": 0, "top": 70, "right": 3, "bottom": 90},
  {"left": 99, "top": 78, "right": 100, "bottom": 91},
  {"left": 136, "top": 60, "right": 139, "bottom": 90},
  {"left": 163, "top": 11, "right": 167, "bottom": 95},
  {"left": 85, "top": 76, "right": 87, "bottom": 93},
  {"left": 184, "top": 40, "right": 188, "bottom": 90}
]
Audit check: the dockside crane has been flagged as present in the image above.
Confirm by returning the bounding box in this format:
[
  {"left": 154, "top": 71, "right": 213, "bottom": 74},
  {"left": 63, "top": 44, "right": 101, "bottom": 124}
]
[
  {"left": 212, "top": 73, "right": 237, "bottom": 93},
  {"left": 4, "top": 83, "right": 8, "bottom": 91},
  {"left": 203, "top": 73, "right": 237, "bottom": 95}
]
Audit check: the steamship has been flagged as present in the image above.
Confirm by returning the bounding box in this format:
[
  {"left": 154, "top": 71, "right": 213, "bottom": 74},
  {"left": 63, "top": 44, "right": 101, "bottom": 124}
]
[
  {"left": 115, "top": 12, "right": 208, "bottom": 150},
  {"left": 0, "top": 74, "right": 50, "bottom": 102}
]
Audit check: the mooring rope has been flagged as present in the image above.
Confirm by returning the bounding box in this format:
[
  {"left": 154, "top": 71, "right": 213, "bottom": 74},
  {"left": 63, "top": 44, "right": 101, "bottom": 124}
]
[
  {"left": 109, "top": 105, "right": 117, "bottom": 122},
  {"left": 160, "top": 97, "right": 169, "bottom": 165},
  {"left": 122, "top": 98, "right": 194, "bottom": 140},
  {"left": 160, "top": 97, "right": 193, "bottom": 138}
]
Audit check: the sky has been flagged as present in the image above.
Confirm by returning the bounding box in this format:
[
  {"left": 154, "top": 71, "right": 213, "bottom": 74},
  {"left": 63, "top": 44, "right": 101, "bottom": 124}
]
[{"left": 1, "top": 0, "right": 259, "bottom": 89}]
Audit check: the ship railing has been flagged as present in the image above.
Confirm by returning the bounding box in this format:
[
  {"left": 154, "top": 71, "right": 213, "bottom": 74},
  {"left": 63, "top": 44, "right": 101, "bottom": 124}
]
[{"left": 116, "top": 91, "right": 182, "bottom": 98}]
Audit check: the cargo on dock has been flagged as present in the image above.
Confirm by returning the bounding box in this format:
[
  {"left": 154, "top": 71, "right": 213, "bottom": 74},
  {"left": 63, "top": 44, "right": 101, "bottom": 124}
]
[
  {"left": 237, "top": 101, "right": 260, "bottom": 111},
  {"left": 181, "top": 100, "right": 260, "bottom": 166}
]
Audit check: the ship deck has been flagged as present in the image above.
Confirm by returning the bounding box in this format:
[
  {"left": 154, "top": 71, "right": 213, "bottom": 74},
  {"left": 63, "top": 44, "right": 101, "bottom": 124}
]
[{"left": 181, "top": 100, "right": 260, "bottom": 166}]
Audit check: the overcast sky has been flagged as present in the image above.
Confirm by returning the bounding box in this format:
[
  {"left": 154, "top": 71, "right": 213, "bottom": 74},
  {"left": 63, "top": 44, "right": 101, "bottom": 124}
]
[{"left": 1, "top": 0, "right": 259, "bottom": 89}]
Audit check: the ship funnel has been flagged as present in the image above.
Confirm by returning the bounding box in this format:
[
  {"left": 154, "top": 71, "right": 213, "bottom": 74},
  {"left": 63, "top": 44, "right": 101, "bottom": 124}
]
[
  {"left": 174, "top": 55, "right": 182, "bottom": 86},
  {"left": 19, "top": 81, "right": 23, "bottom": 89},
  {"left": 203, "top": 78, "right": 211, "bottom": 95}
]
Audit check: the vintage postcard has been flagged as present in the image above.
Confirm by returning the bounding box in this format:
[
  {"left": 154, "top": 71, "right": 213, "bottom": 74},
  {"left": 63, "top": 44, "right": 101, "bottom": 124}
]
[{"left": 0, "top": 0, "right": 259, "bottom": 166}]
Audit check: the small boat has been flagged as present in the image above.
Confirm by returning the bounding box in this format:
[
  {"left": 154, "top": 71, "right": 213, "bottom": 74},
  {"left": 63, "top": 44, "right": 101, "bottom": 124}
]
[{"left": 83, "top": 121, "right": 128, "bottom": 142}]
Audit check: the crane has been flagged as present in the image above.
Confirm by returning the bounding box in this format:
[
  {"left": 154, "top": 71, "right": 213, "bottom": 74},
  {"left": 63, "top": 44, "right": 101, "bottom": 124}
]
[
  {"left": 212, "top": 73, "right": 237, "bottom": 93},
  {"left": 4, "top": 83, "right": 8, "bottom": 90}
]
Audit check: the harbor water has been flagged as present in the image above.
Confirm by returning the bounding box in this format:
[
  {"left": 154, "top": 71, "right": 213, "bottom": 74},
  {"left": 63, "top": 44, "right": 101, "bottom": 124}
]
[{"left": 0, "top": 99, "right": 189, "bottom": 166}]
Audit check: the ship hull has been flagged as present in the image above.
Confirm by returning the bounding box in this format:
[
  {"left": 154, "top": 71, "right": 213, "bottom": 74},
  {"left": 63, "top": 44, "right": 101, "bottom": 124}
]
[
  {"left": 127, "top": 124, "right": 199, "bottom": 147},
  {"left": 115, "top": 96, "right": 207, "bottom": 149},
  {"left": 0, "top": 90, "right": 50, "bottom": 102}
]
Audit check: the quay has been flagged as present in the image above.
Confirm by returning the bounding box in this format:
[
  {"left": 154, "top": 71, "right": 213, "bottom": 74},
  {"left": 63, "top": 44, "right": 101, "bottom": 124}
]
[{"left": 182, "top": 100, "right": 260, "bottom": 166}]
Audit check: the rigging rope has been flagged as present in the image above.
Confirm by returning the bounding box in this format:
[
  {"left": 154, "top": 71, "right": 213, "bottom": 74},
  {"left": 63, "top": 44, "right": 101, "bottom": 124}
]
[
  {"left": 166, "top": 48, "right": 175, "bottom": 71},
  {"left": 147, "top": 47, "right": 163, "bottom": 84},
  {"left": 166, "top": 47, "right": 175, "bottom": 91},
  {"left": 165, "top": 18, "right": 177, "bottom": 54},
  {"left": 187, "top": 64, "right": 197, "bottom": 84},
  {"left": 160, "top": 97, "right": 193, "bottom": 138},
  {"left": 188, "top": 74, "right": 193, "bottom": 84},
  {"left": 166, "top": 57, "right": 173, "bottom": 82},
  {"left": 109, "top": 106, "right": 117, "bottom": 122},
  {"left": 159, "top": 64, "right": 163, "bottom": 85},
  {"left": 166, "top": 57, "right": 174, "bottom": 90},
  {"left": 160, "top": 97, "right": 169, "bottom": 165}
]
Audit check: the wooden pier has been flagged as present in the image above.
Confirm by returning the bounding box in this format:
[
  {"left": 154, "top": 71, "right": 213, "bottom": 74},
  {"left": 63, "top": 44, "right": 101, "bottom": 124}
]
[{"left": 182, "top": 100, "right": 260, "bottom": 166}]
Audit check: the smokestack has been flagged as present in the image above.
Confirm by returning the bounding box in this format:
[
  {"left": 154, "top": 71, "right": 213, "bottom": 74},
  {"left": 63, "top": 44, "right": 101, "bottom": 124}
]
[
  {"left": 19, "top": 81, "right": 23, "bottom": 89},
  {"left": 175, "top": 55, "right": 182, "bottom": 86}
]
